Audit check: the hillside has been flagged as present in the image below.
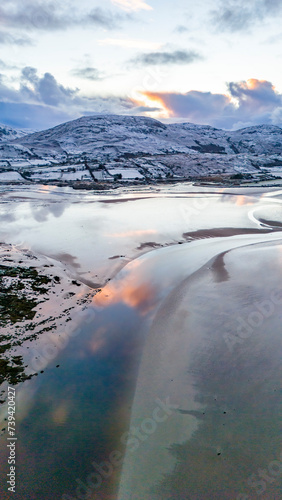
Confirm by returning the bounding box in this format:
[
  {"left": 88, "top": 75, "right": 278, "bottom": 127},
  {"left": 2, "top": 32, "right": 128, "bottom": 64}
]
[
  {"left": 0, "top": 124, "right": 28, "bottom": 143},
  {"left": 0, "top": 115, "right": 282, "bottom": 184}
]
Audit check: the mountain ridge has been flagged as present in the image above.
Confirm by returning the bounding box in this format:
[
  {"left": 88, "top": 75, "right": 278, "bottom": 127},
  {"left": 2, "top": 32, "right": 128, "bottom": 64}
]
[
  {"left": 6, "top": 114, "right": 282, "bottom": 157},
  {"left": 0, "top": 115, "right": 282, "bottom": 184}
]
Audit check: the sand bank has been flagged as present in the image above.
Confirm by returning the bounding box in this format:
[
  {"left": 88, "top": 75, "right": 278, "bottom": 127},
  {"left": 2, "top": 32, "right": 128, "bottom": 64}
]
[{"left": 118, "top": 233, "right": 282, "bottom": 500}]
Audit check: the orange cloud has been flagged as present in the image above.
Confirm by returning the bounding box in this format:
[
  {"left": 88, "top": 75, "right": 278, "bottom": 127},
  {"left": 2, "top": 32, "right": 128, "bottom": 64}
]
[
  {"left": 142, "top": 92, "right": 172, "bottom": 116},
  {"left": 131, "top": 91, "right": 171, "bottom": 119},
  {"left": 136, "top": 89, "right": 230, "bottom": 120},
  {"left": 133, "top": 79, "right": 282, "bottom": 128},
  {"left": 246, "top": 78, "right": 273, "bottom": 90}
]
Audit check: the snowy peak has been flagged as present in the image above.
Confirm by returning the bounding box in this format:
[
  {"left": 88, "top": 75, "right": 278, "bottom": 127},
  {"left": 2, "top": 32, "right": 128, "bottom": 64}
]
[
  {"left": 0, "top": 124, "right": 28, "bottom": 143},
  {"left": 12, "top": 115, "right": 167, "bottom": 145},
  {"left": 9, "top": 115, "right": 180, "bottom": 159}
]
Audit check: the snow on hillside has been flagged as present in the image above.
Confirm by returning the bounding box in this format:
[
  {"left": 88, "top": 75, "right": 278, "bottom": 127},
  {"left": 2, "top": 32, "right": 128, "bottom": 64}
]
[
  {"left": 0, "top": 171, "right": 26, "bottom": 182},
  {"left": 168, "top": 122, "right": 282, "bottom": 155},
  {"left": 5, "top": 115, "right": 282, "bottom": 159},
  {"left": 0, "top": 115, "right": 281, "bottom": 183},
  {"left": 8, "top": 115, "right": 191, "bottom": 159},
  {"left": 0, "top": 124, "right": 29, "bottom": 143}
]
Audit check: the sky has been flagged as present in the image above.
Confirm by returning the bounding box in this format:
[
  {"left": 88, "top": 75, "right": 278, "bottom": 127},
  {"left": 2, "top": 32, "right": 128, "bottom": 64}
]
[{"left": 1, "top": 0, "right": 282, "bottom": 130}]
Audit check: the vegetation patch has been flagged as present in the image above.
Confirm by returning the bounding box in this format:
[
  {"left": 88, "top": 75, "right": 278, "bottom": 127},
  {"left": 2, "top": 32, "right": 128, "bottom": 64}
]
[
  {"left": 0, "top": 264, "right": 56, "bottom": 387},
  {"left": 0, "top": 251, "right": 94, "bottom": 397},
  {"left": 0, "top": 265, "right": 52, "bottom": 326},
  {"left": 0, "top": 356, "right": 34, "bottom": 385}
]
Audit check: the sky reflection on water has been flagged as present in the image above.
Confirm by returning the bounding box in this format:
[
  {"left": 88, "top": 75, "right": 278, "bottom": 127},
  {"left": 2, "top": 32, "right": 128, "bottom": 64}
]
[{"left": 0, "top": 288, "right": 151, "bottom": 499}]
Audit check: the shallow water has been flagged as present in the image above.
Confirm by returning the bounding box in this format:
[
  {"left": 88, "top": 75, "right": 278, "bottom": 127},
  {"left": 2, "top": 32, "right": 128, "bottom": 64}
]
[
  {"left": 0, "top": 183, "right": 282, "bottom": 499},
  {"left": 118, "top": 239, "right": 282, "bottom": 500}
]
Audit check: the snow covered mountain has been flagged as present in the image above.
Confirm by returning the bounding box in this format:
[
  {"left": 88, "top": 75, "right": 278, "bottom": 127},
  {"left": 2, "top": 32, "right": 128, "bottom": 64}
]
[
  {"left": 0, "top": 115, "right": 282, "bottom": 183},
  {"left": 0, "top": 124, "right": 28, "bottom": 143},
  {"left": 7, "top": 115, "right": 191, "bottom": 160},
  {"left": 4, "top": 115, "right": 282, "bottom": 158},
  {"left": 169, "top": 123, "right": 282, "bottom": 155}
]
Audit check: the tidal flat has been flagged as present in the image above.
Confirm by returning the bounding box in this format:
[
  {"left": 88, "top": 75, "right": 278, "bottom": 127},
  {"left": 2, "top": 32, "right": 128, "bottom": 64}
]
[{"left": 0, "top": 183, "right": 281, "bottom": 499}]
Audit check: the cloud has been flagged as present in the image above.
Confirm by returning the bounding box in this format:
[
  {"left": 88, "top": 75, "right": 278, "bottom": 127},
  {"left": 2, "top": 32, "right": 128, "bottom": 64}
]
[
  {"left": 130, "top": 50, "right": 202, "bottom": 66},
  {"left": 174, "top": 25, "right": 189, "bottom": 34},
  {"left": 265, "top": 31, "right": 282, "bottom": 44},
  {"left": 1, "top": 71, "right": 282, "bottom": 131},
  {"left": 140, "top": 90, "right": 229, "bottom": 120},
  {"left": 211, "top": 0, "right": 282, "bottom": 32},
  {"left": 87, "top": 7, "right": 125, "bottom": 30},
  {"left": 138, "top": 79, "right": 282, "bottom": 129},
  {"left": 0, "top": 30, "right": 33, "bottom": 45},
  {"left": 227, "top": 79, "right": 281, "bottom": 110},
  {"left": 20, "top": 67, "right": 76, "bottom": 106},
  {"left": 0, "top": 101, "right": 72, "bottom": 130},
  {"left": 0, "top": 1, "right": 131, "bottom": 33},
  {"left": 0, "top": 67, "right": 138, "bottom": 130},
  {"left": 111, "top": 0, "right": 153, "bottom": 12},
  {"left": 0, "top": 60, "right": 19, "bottom": 70},
  {"left": 134, "top": 105, "right": 161, "bottom": 112},
  {"left": 0, "top": 1, "right": 70, "bottom": 31},
  {"left": 71, "top": 67, "right": 103, "bottom": 81}
]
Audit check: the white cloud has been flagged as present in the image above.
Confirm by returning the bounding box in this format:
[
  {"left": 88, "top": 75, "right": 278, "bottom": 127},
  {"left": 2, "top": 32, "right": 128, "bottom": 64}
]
[
  {"left": 0, "top": 67, "right": 138, "bottom": 129},
  {"left": 99, "top": 38, "right": 161, "bottom": 50},
  {"left": 111, "top": 0, "right": 153, "bottom": 12}
]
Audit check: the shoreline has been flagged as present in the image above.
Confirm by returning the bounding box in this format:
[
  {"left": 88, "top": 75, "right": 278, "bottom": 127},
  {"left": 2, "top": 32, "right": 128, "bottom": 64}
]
[
  {"left": 1, "top": 174, "right": 282, "bottom": 192},
  {"left": 0, "top": 242, "right": 97, "bottom": 405}
]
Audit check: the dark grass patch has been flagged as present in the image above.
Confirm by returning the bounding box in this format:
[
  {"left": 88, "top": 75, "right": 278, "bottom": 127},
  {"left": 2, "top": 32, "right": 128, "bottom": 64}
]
[
  {"left": 0, "top": 265, "right": 53, "bottom": 326},
  {"left": 0, "top": 356, "right": 34, "bottom": 385},
  {"left": 0, "top": 265, "right": 56, "bottom": 388},
  {"left": 0, "top": 292, "right": 38, "bottom": 325}
]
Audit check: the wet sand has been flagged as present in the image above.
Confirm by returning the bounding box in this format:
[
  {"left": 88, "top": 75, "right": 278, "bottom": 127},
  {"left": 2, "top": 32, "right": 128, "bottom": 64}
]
[{"left": 118, "top": 235, "right": 282, "bottom": 500}]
